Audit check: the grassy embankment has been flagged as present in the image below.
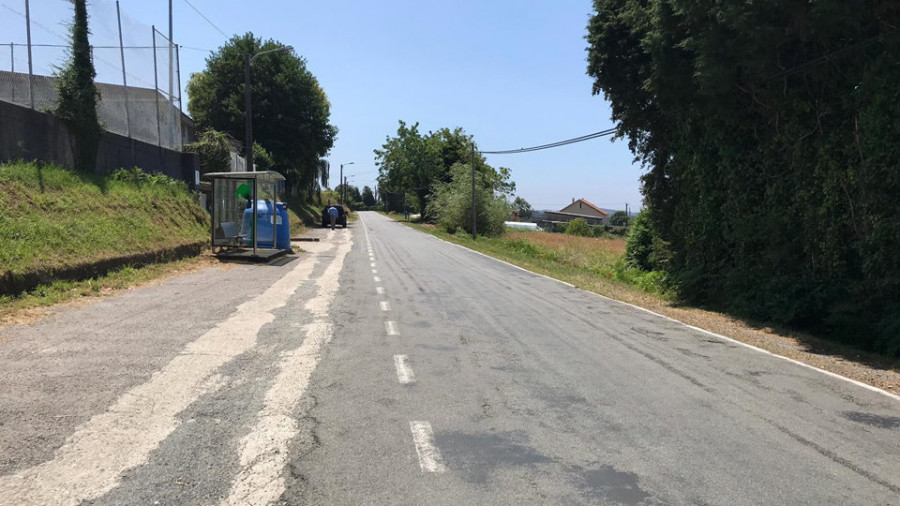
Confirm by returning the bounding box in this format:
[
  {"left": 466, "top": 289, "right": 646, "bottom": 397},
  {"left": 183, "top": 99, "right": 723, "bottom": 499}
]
[{"left": 0, "top": 161, "right": 210, "bottom": 318}]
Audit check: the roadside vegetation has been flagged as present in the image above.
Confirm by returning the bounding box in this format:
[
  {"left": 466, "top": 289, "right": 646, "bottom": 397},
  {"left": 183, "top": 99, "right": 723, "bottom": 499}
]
[
  {"left": 0, "top": 161, "right": 209, "bottom": 293},
  {"left": 587, "top": 1, "right": 900, "bottom": 356}
]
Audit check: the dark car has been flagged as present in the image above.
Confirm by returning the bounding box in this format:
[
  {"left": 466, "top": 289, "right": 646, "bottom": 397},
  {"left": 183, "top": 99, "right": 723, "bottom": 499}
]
[{"left": 321, "top": 205, "right": 347, "bottom": 228}]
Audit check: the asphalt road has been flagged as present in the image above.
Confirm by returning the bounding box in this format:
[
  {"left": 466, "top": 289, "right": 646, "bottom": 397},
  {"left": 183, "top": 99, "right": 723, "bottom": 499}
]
[{"left": 0, "top": 211, "right": 898, "bottom": 505}]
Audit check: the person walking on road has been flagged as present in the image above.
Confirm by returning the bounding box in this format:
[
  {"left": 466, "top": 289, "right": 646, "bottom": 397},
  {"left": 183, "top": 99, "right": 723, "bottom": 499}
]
[{"left": 328, "top": 206, "right": 339, "bottom": 230}]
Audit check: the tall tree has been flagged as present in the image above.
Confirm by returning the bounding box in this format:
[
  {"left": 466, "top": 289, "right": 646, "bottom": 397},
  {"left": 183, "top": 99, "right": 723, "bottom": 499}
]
[
  {"left": 587, "top": 0, "right": 900, "bottom": 354},
  {"left": 361, "top": 186, "right": 376, "bottom": 207},
  {"left": 55, "top": 0, "right": 101, "bottom": 172},
  {"left": 187, "top": 33, "right": 337, "bottom": 196},
  {"left": 375, "top": 122, "right": 500, "bottom": 217}
]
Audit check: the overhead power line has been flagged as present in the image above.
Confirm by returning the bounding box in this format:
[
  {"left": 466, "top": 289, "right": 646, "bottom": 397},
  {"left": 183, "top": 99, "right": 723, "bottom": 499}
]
[
  {"left": 479, "top": 127, "right": 617, "bottom": 154},
  {"left": 181, "top": 0, "right": 229, "bottom": 39}
]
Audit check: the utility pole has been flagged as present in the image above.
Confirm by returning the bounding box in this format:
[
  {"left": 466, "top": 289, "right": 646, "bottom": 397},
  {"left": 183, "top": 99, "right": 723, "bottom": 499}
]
[
  {"left": 339, "top": 162, "right": 353, "bottom": 205},
  {"left": 244, "top": 54, "right": 252, "bottom": 170},
  {"left": 168, "top": 0, "right": 175, "bottom": 147},
  {"left": 471, "top": 144, "right": 477, "bottom": 239}
]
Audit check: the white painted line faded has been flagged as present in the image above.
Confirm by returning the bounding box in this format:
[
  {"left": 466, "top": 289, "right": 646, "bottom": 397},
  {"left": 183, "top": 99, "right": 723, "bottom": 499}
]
[
  {"left": 372, "top": 269, "right": 378, "bottom": 274},
  {"left": 376, "top": 286, "right": 385, "bottom": 295},
  {"left": 385, "top": 321, "right": 399, "bottom": 336},
  {"left": 0, "top": 239, "right": 325, "bottom": 506},
  {"left": 423, "top": 226, "right": 900, "bottom": 403},
  {"left": 221, "top": 234, "right": 353, "bottom": 506},
  {"left": 394, "top": 355, "right": 416, "bottom": 384},
  {"left": 380, "top": 301, "right": 391, "bottom": 312},
  {"left": 410, "top": 421, "right": 446, "bottom": 473},
  {"left": 374, "top": 276, "right": 382, "bottom": 283},
  {"left": 370, "top": 262, "right": 376, "bottom": 268}
]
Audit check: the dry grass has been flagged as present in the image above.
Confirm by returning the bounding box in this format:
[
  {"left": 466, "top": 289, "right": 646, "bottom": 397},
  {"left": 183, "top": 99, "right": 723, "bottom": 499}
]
[{"left": 508, "top": 231, "right": 626, "bottom": 256}]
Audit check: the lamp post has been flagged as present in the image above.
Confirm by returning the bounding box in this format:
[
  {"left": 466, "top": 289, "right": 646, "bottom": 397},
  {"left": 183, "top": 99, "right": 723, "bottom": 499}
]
[
  {"left": 244, "top": 44, "right": 293, "bottom": 171},
  {"left": 339, "top": 162, "right": 354, "bottom": 205}
]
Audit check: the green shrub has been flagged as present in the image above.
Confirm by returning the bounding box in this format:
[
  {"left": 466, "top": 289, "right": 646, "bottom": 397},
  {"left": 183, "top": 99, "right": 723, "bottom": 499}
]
[
  {"left": 565, "top": 218, "right": 591, "bottom": 237},
  {"left": 184, "top": 130, "right": 231, "bottom": 175}
]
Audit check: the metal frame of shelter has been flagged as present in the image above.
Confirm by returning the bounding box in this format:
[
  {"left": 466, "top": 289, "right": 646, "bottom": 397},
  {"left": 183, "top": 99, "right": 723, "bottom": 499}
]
[{"left": 203, "top": 171, "right": 287, "bottom": 261}]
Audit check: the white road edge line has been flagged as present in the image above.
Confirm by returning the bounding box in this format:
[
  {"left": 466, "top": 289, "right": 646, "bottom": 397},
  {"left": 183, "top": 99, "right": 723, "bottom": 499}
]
[
  {"left": 418, "top": 222, "right": 900, "bottom": 403},
  {"left": 380, "top": 301, "right": 391, "bottom": 312},
  {"left": 394, "top": 355, "right": 416, "bottom": 384},
  {"left": 385, "top": 321, "right": 399, "bottom": 336},
  {"left": 409, "top": 421, "right": 446, "bottom": 473}
]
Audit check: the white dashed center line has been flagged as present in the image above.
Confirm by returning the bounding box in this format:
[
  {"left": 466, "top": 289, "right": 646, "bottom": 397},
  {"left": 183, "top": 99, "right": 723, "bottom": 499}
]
[
  {"left": 393, "top": 355, "right": 416, "bottom": 384},
  {"left": 376, "top": 286, "right": 385, "bottom": 295},
  {"left": 409, "top": 421, "right": 446, "bottom": 473},
  {"left": 370, "top": 262, "right": 376, "bottom": 268},
  {"left": 385, "top": 321, "right": 399, "bottom": 336},
  {"left": 380, "top": 301, "right": 391, "bottom": 312},
  {"left": 374, "top": 276, "right": 382, "bottom": 283}
]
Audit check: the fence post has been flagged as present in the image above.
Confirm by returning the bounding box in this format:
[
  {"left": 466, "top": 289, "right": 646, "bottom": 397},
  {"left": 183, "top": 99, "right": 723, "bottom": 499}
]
[
  {"left": 25, "top": 0, "right": 34, "bottom": 109},
  {"left": 10, "top": 43, "right": 14, "bottom": 103},
  {"left": 116, "top": 1, "right": 131, "bottom": 138},
  {"left": 152, "top": 26, "right": 162, "bottom": 147}
]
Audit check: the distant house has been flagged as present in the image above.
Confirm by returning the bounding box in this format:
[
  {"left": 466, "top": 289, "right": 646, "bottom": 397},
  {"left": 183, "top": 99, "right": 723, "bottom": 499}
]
[{"left": 542, "top": 198, "right": 610, "bottom": 227}]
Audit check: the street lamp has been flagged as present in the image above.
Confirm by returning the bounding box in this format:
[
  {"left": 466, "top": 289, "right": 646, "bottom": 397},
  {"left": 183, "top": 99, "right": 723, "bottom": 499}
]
[
  {"left": 244, "top": 45, "right": 293, "bottom": 171},
  {"left": 339, "top": 162, "right": 354, "bottom": 205}
]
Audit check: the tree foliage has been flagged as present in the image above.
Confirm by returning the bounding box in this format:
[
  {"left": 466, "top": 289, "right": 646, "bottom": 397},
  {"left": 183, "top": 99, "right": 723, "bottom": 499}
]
[
  {"left": 426, "top": 162, "right": 513, "bottom": 237},
  {"left": 375, "top": 122, "right": 513, "bottom": 218},
  {"left": 55, "top": 0, "right": 101, "bottom": 172},
  {"left": 187, "top": 33, "right": 336, "bottom": 196},
  {"left": 183, "top": 130, "right": 230, "bottom": 175},
  {"left": 587, "top": 0, "right": 900, "bottom": 354},
  {"left": 609, "top": 210, "right": 628, "bottom": 227},
  {"left": 362, "top": 186, "right": 376, "bottom": 207},
  {"left": 514, "top": 196, "right": 533, "bottom": 220}
]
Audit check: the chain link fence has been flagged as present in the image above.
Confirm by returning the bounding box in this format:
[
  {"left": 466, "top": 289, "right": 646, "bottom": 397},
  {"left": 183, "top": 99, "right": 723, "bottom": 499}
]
[{"left": 1, "top": 25, "right": 185, "bottom": 150}]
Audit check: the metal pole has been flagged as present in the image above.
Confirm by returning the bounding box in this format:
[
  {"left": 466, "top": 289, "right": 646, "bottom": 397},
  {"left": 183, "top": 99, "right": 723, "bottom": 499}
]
[
  {"left": 339, "top": 163, "right": 343, "bottom": 204},
  {"left": 167, "top": 0, "right": 175, "bottom": 148},
  {"left": 471, "top": 144, "right": 477, "bottom": 239},
  {"left": 244, "top": 53, "right": 253, "bottom": 171},
  {"left": 152, "top": 27, "right": 161, "bottom": 146},
  {"left": 175, "top": 44, "right": 182, "bottom": 112},
  {"left": 252, "top": 177, "right": 258, "bottom": 255},
  {"left": 10, "top": 43, "right": 14, "bottom": 103},
  {"left": 344, "top": 176, "right": 347, "bottom": 206},
  {"left": 25, "top": 0, "right": 34, "bottom": 109},
  {"left": 116, "top": 2, "right": 131, "bottom": 138}
]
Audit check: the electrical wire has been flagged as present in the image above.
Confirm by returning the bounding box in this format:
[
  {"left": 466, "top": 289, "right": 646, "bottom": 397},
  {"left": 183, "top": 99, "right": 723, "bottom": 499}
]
[
  {"left": 181, "top": 0, "right": 229, "bottom": 39},
  {"left": 479, "top": 127, "right": 617, "bottom": 154}
]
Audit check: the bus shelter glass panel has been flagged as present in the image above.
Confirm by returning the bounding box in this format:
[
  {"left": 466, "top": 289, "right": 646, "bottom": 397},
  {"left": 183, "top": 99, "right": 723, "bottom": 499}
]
[{"left": 212, "top": 177, "right": 253, "bottom": 247}]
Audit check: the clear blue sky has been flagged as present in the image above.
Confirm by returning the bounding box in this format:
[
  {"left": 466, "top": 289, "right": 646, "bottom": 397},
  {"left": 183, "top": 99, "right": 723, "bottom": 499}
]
[{"left": 1, "top": 0, "right": 645, "bottom": 212}]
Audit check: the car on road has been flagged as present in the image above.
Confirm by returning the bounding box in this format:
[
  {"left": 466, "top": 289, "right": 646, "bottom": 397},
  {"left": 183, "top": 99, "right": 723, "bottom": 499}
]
[{"left": 321, "top": 205, "right": 347, "bottom": 228}]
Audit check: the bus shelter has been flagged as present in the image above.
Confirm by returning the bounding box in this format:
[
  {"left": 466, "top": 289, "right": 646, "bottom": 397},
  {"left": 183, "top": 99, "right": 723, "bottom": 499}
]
[{"left": 204, "top": 171, "right": 290, "bottom": 261}]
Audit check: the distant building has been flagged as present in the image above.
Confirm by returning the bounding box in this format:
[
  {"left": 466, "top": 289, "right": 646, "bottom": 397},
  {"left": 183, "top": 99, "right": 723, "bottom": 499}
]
[{"left": 541, "top": 198, "right": 610, "bottom": 227}]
